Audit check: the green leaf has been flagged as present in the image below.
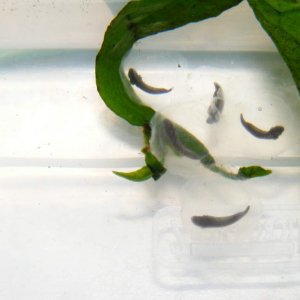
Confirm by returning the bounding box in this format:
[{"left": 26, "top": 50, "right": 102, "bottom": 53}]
[
  {"left": 145, "top": 152, "right": 167, "bottom": 180},
  {"left": 248, "top": 0, "right": 300, "bottom": 94},
  {"left": 238, "top": 165, "right": 272, "bottom": 178},
  {"left": 95, "top": 0, "right": 244, "bottom": 126},
  {"left": 170, "top": 121, "right": 216, "bottom": 166},
  {"left": 113, "top": 152, "right": 166, "bottom": 181},
  {"left": 113, "top": 166, "right": 152, "bottom": 182},
  {"left": 161, "top": 117, "right": 215, "bottom": 165},
  {"left": 161, "top": 117, "right": 271, "bottom": 180}
]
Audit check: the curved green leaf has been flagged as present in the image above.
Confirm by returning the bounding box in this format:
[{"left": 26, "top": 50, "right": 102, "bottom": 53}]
[
  {"left": 95, "top": 0, "right": 244, "bottom": 126},
  {"left": 113, "top": 151, "right": 166, "bottom": 181},
  {"left": 161, "top": 118, "right": 272, "bottom": 180},
  {"left": 113, "top": 166, "right": 152, "bottom": 182}
]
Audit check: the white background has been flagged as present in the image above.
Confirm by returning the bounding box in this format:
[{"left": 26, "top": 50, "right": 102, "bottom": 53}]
[{"left": 0, "top": 1, "right": 300, "bottom": 299}]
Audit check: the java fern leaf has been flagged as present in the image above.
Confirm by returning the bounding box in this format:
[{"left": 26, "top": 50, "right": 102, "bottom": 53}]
[{"left": 248, "top": 0, "right": 300, "bottom": 94}]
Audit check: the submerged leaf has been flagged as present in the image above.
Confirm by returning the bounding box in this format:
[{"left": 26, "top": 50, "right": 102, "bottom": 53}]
[
  {"left": 238, "top": 165, "right": 272, "bottom": 178},
  {"left": 161, "top": 118, "right": 215, "bottom": 165},
  {"left": 113, "top": 166, "right": 152, "bottom": 182},
  {"left": 159, "top": 117, "right": 271, "bottom": 180},
  {"left": 113, "top": 151, "right": 166, "bottom": 182}
]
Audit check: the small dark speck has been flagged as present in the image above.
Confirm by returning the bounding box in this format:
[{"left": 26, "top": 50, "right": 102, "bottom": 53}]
[
  {"left": 48, "top": 166, "right": 51, "bottom": 168},
  {"left": 82, "top": 96, "right": 87, "bottom": 100},
  {"left": 177, "top": 64, "right": 181, "bottom": 68},
  {"left": 258, "top": 107, "right": 262, "bottom": 111}
]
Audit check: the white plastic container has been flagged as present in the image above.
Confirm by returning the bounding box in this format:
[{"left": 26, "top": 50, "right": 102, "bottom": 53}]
[{"left": 1, "top": 1, "right": 300, "bottom": 299}]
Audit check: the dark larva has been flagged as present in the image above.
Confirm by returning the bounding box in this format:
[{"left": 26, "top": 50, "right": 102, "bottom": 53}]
[
  {"left": 240, "top": 114, "right": 284, "bottom": 140},
  {"left": 191, "top": 206, "right": 250, "bottom": 228},
  {"left": 128, "top": 68, "right": 172, "bottom": 94},
  {"left": 206, "top": 82, "right": 224, "bottom": 124}
]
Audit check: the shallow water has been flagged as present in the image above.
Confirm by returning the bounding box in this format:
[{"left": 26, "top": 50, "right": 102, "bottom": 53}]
[{"left": 0, "top": 49, "right": 299, "bottom": 169}]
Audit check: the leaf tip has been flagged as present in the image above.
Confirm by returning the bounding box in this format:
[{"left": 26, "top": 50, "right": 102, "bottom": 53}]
[
  {"left": 238, "top": 165, "right": 272, "bottom": 179},
  {"left": 112, "top": 166, "right": 152, "bottom": 182}
]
